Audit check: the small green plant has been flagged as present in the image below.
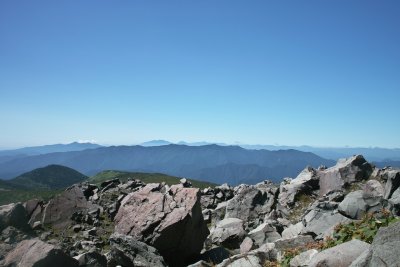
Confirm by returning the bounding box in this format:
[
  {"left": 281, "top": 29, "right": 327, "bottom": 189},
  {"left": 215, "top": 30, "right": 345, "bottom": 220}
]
[{"left": 332, "top": 209, "right": 399, "bottom": 245}]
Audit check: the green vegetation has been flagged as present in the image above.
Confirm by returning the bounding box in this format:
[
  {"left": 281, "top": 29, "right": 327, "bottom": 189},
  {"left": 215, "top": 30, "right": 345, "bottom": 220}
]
[
  {"left": 268, "top": 209, "right": 399, "bottom": 267},
  {"left": 10, "top": 164, "right": 87, "bottom": 190},
  {"left": 89, "top": 170, "right": 216, "bottom": 189},
  {"left": 0, "top": 188, "right": 61, "bottom": 206}
]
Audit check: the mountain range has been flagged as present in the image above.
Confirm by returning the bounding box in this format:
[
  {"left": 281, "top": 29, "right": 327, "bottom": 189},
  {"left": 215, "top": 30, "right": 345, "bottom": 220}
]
[{"left": 0, "top": 144, "right": 334, "bottom": 185}]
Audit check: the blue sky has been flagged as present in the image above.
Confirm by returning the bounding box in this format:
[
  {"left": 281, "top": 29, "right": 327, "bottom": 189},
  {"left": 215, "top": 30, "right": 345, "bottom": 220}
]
[{"left": 0, "top": 1, "right": 399, "bottom": 148}]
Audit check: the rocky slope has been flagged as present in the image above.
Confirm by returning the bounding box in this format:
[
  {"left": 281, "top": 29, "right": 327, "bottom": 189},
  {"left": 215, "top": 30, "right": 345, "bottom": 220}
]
[{"left": 0, "top": 155, "right": 400, "bottom": 267}]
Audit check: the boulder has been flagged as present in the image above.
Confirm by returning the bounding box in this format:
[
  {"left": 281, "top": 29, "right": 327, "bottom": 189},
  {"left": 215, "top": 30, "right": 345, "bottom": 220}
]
[
  {"left": 0, "top": 203, "right": 29, "bottom": 232},
  {"left": 381, "top": 168, "right": 400, "bottom": 199},
  {"left": 42, "top": 185, "right": 98, "bottom": 228},
  {"left": 209, "top": 218, "right": 246, "bottom": 249},
  {"left": 225, "top": 183, "right": 278, "bottom": 230},
  {"left": 278, "top": 167, "right": 319, "bottom": 209},
  {"left": 2, "top": 239, "right": 78, "bottom": 267},
  {"left": 216, "top": 243, "right": 277, "bottom": 267},
  {"left": 318, "top": 155, "right": 373, "bottom": 196},
  {"left": 302, "top": 209, "right": 351, "bottom": 238},
  {"left": 338, "top": 191, "right": 368, "bottom": 219},
  {"left": 274, "top": 235, "right": 314, "bottom": 252},
  {"left": 308, "top": 239, "right": 370, "bottom": 267},
  {"left": 240, "top": 237, "right": 256, "bottom": 254},
  {"left": 289, "top": 249, "right": 318, "bottom": 267},
  {"left": 74, "top": 251, "right": 107, "bottom": 267},
  {"left": 350, "top": 221, "right": 400, "bottom": 266},
  {"left": 282, "top": 222, "right": 304, "bottom": 239},
  {"left": 114, "top": 183, "right": 208, "bottom": 266},
  {"left": 389, "top": 187, "right": 400, "bottom": 215},
  {"left": 248, "top": 223, "right": 281, "bottom": 246},
  {"left": 108, "top": 233, "right": 166, "bottom": 267}
]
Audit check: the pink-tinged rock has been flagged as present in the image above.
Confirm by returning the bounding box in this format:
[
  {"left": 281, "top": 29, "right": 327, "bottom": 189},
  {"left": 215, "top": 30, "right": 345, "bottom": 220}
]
[
  {"left": 114, "top": 183, "right": 209, "bottom": 266},
  {"left": 2, "top": 239, "right": 78, "bottom": 267},
  {"left": 42, "top": 185, "right": 97, "bottom": 229}
]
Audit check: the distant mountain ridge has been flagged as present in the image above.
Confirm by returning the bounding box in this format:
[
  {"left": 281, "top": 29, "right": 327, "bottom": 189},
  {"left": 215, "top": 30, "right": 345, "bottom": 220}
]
[
  {"left": 0, "top": 144, "right": 335, "bottom": 185},
  {"left": 0, "top": 142, "right": 103, "bottom": 164},
  {"left": 8, "top": 164, "right": 88, "bottom": 190}
]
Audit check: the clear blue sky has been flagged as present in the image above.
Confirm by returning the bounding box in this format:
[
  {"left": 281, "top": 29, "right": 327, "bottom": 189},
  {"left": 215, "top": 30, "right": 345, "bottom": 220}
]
[{"left": 0, "top": 1, "right": 399, "bottom": 148}]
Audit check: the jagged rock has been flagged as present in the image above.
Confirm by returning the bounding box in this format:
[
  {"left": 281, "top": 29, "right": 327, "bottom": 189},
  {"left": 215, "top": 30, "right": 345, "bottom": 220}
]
[
  {"left": 74, "top": 251, "right": 107, "bottom": 267},
  {"left": 24, "top": 199, "right": 42, "bottom": 218},
  {"left": 389, "top": 187, "right": 400, "bottom": 215},
  {"left": 225, "top": 183, "right": 278, "bottom": 230},
  {"left": 318, "top": 155, "right": 373, "bottom": 196},
  {"left": 290, "top": 249, "right": 318, "bottom": 267},
  {"left": 308, "top": 239, "right": 370, "bottom": 267},
  {"left": 282, "top": 222, "right": 304, "bottom": 239},
  {"left": 248, "top": 222, "right": 281, "bottom": 246},
  {"left": 0, "top": 203, "right": 29, "bottom": 232},
  {"left": 274, "top": 235, "right": 314, "bottom": 252},
  {"left": 240, "top": 237, "right": 256, "bottom": 254},
  {"left": 42, "top": 185, "right": 98, "bottom": 229},
  {"left": 2, "top": 239, "right": 78, "bottom": 267},
  {"left": 108, "top": 233, "right": 166, "bottom": 267},
  {"left": 363, "top": 180, "right": 384, "bottom": 203},
  {"left": 338, "top": 191, "right": 368, "bottom": 219},
  {"left": 28, "top": 202, "right": 45, "bottom": 227},
  {"left": 216, "top": 243, "right": 277, "bottom": 267},
  {"left": 100, "top": 179, "right": 120, "bottom": 191},
  {"left": 1, "top": 226, "right": 28, "bottom": 245},
  {"left": 302, "top": 208, "right": 351, "bottom": 238},
  {"left": 279, "top": 167, "right": 319, "bottom": 209},
  {"left": 114, "top": 183, "right": 208, "bottom": 266},
  {"left": 350, "top": 221, "right": 400, "bottom": 266},
  {"left": 209, "top": 218, "right": 246, "bottom": 249},
  {"left": 381, "top": 168, "right": 400, "bottom": 199}
]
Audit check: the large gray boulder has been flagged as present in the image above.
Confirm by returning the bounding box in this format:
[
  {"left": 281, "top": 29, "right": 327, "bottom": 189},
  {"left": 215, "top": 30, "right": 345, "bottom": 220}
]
[
  {"left": 74, "top": 251, "right": 107, "bottom": 267},
  {"left": 0, "top": 203, "right": 29, "bottom": 232},
  {"left": 290, "top": 249, "right": 318, "bottom": 267},
  {"left": 381, "top": 168, "right": 400, "bottom": 199},
  {"left": 42, "top": 185, "right": 97, "bottom": 228},
  {"left": 282, "top": 222, "right": 304, "bottom": 239},
  {"left": 208, "top": 218, "right": 246, "bottom": 249},
  {"left": 389, "top": 187, "right": 400, "bottom": 215},
  {"left": 278, "top": 167, "right": 319, "bottom": 209},
  {"left": 318, "top": 155, "right": 373, "bottom": 196},
  {"left": 114, "top": 183, "right": 209, "bottom": 266},
  {"left": 248, "top": 222, "right": 281, "bottom": 246},
  {"left": 2, "top": 239, "right": 78, "bottom": 267},
  {"left": 338, "top": 191, "right": 368, "bottom": 219},
  {"left": 225, "top": 182, "right": 278, "bottom": 230},
  {"left": 302, "top": 209, "right": 351, "bottom": 238},
  {"left": 350, "top": 221, "right": 400, "bottom": 266},
  {"left": 308, "top": 239, "right": 370, "bottom": 267},
  {"left": 107, "top": 233, "right": 166, "bottom": 267},
  {"left": 216, "top": 243, "right": 277, "bottom": 267}
]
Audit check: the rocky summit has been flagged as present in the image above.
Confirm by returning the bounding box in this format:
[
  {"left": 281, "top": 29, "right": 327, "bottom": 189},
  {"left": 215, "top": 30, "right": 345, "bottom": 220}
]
[{"left": 1, "top": 155, "right": 400, "bottom": 267}]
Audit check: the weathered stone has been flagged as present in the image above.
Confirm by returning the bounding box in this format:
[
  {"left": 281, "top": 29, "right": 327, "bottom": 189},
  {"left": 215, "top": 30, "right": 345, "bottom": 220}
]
[
  {"left": 240, "top": 237, "right": 256, "bottom": 254},
  {"left": 308, "top": 239, "right": 370, "bottom": 267},
  {"left": 389, "top": 187, "right": 400, "bottom": 215},
  {"left": 209, "top": 218, "right": 246, "bottom": 249},
  {"left": 248, "top": 223, "right": 281, "bottom": 246},
  {"left": 382, "top": 168, "right": 400, "bottom": 199},
  {"left": 338, "top": 191, "right": 368, "bottom": 219},
  {"left": 216, "top": 243, "right": 277, "bottom": 267},
  {"left": 108, "top": 233, "right": 166, "bottom": 267},
  {"left": 225, "top": 183, "right": 278, "bottom": 230},
  {"left": 24, "top": 199, "right": 41, "bottom": 218},
  {"left": 74, "top": 251, "right": 107, "bottom": 267},
  {"left": 2, "top": 239, "right": 78, "bottom": 267},
  {"left": 279, "top": 167, "right": 319, "bottom": 209},
  {"left": 302, "top": 209, "right": 351, "bottom": 238},
  {"left": 274, "top": 235, "right": 314, "bottom": 252},
  {"left": 282, "top": 222, "right": 304, "bottom": 239},
  {"left": 42, "top": 185, "right": 98, "bottom": 229},
  {"left": 290, "top": 249, "right": 318, "bottom": 267},
  {"left": 0, "top": 203, "right": 29, "bottom": 232},
  {"left": 114, "top": 183, "right": 208, "bottom": 266},
  {"left": 318, "top": 155, "right": 373, "bottom": 196}
]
